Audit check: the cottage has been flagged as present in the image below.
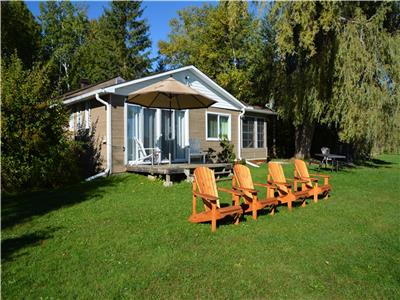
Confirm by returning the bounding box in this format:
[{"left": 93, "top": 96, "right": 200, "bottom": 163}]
[{"left": 62, "top": 66, "right": 276, "bottom": 176}]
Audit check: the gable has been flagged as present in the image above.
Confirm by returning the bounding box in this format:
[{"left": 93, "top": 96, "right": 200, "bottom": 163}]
[{"left": 107, "top": 66, "right": 244, "bottom": 111}]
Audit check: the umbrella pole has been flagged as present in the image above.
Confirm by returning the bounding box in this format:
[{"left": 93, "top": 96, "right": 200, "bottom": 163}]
[{"left": 169, "top": 100, "right": 172, "bottom": 165}]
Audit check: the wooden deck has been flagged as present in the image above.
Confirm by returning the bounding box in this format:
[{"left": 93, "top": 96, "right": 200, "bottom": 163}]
[{"left": 126, "top": 162, "right": 232, "bottom": 185}]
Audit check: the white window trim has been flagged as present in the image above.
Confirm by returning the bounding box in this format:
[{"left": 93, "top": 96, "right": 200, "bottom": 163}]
[
  {"left": 77, "top": 109, "right": 82, "bottom": 129},
  {"left": 242, "top": 116, "right": 266, "bottom": 149},
  {"left": 85, "top": 101, "right": 90, "bottom": 130},
  {"left": 205, "top": 111, "right": 231, "bottom": 141},
  {"left": 69, "top": 110, "right": 75, "bottom": 131}
]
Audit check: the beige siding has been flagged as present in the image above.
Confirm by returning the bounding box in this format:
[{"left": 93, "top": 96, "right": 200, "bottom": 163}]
[
  {"left": 90, "top": 99, "right": 107, "bottom": 169},
  {"left": 67, "top": 100, "right": 107, "bottom": 170},
  {"left": 110, "top": 94, "right": 126, "bottom": 173},
  {"left": 189, "top": 107, "right": 240, "bottom": 157}
]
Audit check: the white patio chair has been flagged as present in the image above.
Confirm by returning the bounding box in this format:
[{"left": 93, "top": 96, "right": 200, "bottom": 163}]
[
  {"left": 187, "top": 138, "right": 206, "bottom": 164},
  {"left": 134, "top": 138, "right": 161, "bottom": 165},
  {"left": 321, "top": 147, "right": 332, "bottom": 167}
]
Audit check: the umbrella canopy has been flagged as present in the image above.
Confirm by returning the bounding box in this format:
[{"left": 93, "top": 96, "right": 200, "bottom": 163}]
[{"left": 126, "top": 77, "right": 216, "bottom": 110}]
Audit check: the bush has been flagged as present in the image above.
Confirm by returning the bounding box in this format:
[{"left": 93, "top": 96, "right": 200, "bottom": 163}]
[
  {"left": 1, "top": 56, "right": 83, "bottom": 192},
  {"left": 217, "top": 137, "right": 236, "bottom": 163}
]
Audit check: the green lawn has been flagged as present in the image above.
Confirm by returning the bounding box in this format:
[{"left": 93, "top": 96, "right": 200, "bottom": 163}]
[{"left": 2, "top": 155, "right": 400, "bottom": 299}]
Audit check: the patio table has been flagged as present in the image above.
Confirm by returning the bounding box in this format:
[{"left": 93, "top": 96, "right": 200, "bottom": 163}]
[{"left": 315, "top": 153, "right": 346, "bottom": 172}]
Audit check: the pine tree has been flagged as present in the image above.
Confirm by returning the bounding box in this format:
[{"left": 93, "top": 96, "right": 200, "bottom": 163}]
[{"left": 79, "top": 1, "right": 152, "bottom": 83}]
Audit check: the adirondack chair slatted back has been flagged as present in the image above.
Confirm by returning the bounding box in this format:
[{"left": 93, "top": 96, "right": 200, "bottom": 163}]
[
  {"left": 194, "top": 167, "right": 220, "bottom": 209},
  {"left": 135, "top": 138, "right": 147, "bottom": 158},
  {"left": 189, "top": 138, "right": 201, "bottom": 153},
  {"left": 294, "top": 159, "right": 313, "bottom": 188},
  {"left": 233, "top": 164, "right": 254, "bottom": 199},
  {"left": 268, "top": 162, "right": 288, "bottom": 193}
]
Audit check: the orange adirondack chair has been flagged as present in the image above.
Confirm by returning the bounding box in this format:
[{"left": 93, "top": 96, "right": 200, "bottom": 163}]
[
  {"left": 294, "top": 159, "right": 332, "bottom": 202},
  {"left": 232, "top": 164, "right": 278, "bottom": 220},
  {"left": 189, "top": 167, "right": 243, "bottom": 232},
  {"left": 267, "top": 162, "right": 308, "bottom": 210}
]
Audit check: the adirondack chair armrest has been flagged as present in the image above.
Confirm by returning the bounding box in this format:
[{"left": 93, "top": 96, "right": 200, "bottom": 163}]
[
  {"left": 143, "top": 147, "right": 160, "bottom": 152},
  {"left": 233, "top": 186, "right": 258, "bottom": 194},
  {"left": 304, "top": 177, "right": 319, "bottom": 182},
  {"left": 268, "top": 180, "right": 292, "bottom": 188},
  {"left": 217, "top": 187, "right": 243, "bottom": 196},
  {"left": 193, "top": 191, "right": 219, "bottom": 202},
  {"left": 294, "top": 176, "right": 317, "bottom": 183},
  {"left": 309, "top": 173, "right": 330, "bottom": 178},
  {"left": 253, "top": 182, "right": 275, "bottom": 188}
]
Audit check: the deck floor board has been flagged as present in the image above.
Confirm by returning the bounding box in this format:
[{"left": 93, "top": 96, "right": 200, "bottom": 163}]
[{"left": 126, "top": 163, "right": 232, "bottom": 175}]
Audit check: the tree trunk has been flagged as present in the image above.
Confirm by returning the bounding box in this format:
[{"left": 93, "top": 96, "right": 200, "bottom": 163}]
[{"left": 294, "top": 122, "right": 315, "bottom": 159}]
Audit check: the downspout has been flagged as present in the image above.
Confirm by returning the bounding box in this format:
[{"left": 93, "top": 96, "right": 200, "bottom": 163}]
[
  {"left": 86, "top": 92, "right": 112, "bottom": 181},
  {"left": 237, "top": 108, "right": 245, "bottom": 160}
]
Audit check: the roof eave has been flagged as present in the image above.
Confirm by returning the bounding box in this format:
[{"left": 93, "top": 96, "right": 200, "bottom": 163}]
[
  {"left": 244, "top": 107, "right": 277, "bottom": 115},
  {"left": 63, "top": 89, "right": 107, "bottom": 105}
]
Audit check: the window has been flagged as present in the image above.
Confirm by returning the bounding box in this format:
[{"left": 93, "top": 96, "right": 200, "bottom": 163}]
[
  {"left": 242, "top": 117, "right": 266, "bottom": 148},
  {"left": 242, "top": 117, "right": 254, "bottom": 148},
  {"left": 85, "top": 102, "right": 90, "bottom": 129},
  {"left": 257, "top": 118, "right": 265, "bottom": 148},
  {"left": 219, "top": 115, "right": 229, "bottom": 139},
  {"left": 77, "top": 109, "right": 82, "bottom": 129},
  {"left": 206, "top": 112, "right": 231, "bottom": 140},
  {"left": 69, "top": 111, "right": 75, "bottom": 131}
]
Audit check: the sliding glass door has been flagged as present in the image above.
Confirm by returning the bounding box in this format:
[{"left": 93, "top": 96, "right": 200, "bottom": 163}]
[
  {"left": 143, "top": 108, "right": 156, "bottom": 149},
  {"left": 127, "top": 105, "right": 140, "bottom": 162},
  {"left": 127, "top": 105, "right": 187, "bottom": 163},
  {"left": 175, "top": 110, "right": 186, "bottom": 160}
]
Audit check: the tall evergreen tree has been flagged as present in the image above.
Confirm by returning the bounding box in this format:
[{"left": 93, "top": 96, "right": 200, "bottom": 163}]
[
  {"left": 79, "top": 1, "right": 152, "bottom": 83},
  {"left": 1, "top": 1, "right": 41, "bottom": 67}
]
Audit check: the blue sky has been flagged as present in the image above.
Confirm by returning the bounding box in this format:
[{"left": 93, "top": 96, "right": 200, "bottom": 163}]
[{"left": 26, "top": 1, "right": 213, "bottom": 65}]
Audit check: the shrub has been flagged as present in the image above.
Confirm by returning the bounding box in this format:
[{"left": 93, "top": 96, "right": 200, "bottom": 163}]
[
  {"left": 1, "top": 56, "right": 83, "bottom": 192},
  {"left": 217, "top": 137, "right": 236, "bottom": 163}
]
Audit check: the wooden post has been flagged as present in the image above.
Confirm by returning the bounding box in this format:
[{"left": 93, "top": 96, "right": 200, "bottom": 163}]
[
  {"left": 211, "top": 203, "right": 217, "bottom": 232},
  {"left": 314, "top": 183, "right": 318, "bottom": 203},
  {"left": 192, "top": 182, "right": 197, "bottom": 215},
  {"left": 252, "top": 194, "right": 258, "bottom": 220}
]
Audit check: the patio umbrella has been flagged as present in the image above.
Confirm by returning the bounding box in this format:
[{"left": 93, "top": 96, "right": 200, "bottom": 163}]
[
  {"left": 126, "top": 76, "right": 216, "bottom": 109},
  {"left": 126, "top": 76, "right": 216, "bottom": 163}
]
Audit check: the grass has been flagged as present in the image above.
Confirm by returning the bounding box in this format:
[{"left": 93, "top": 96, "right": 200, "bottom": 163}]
[{"left": 2, "top": 154, "right": 400, "bottom": 299}]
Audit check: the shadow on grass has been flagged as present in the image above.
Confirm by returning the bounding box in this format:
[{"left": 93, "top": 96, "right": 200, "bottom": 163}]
[
  {"left": 355, "top": 158, "right": 394, "bottom": 169},
  {"left": 1, "top": 175, "right": 129, "bottom": 230},
  {"left": 1, "top": 226, "right": 62, "bottom": 262}
]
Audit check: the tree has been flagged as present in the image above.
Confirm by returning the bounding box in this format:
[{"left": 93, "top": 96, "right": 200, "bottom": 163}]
[
  {"left": 39, "top": 1, "right": 89, "bottom": 93},
  {"left": 78, "top": 1, "right": 152, "bottom": 83},
  {"left": 327, "top": 2, "right": 400, "bottom": 157},
  {"left": 1, "top": 56, "right": 81, "bottom": 192},
  {"left": 159, "top": 2, "right": 257, "bottom": 101},
  {"left": 1, "top": 1, "right": 41, "bottom": 67},
  {"left": 269, "top": 1, "right": 399, "bottom": 158}
]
